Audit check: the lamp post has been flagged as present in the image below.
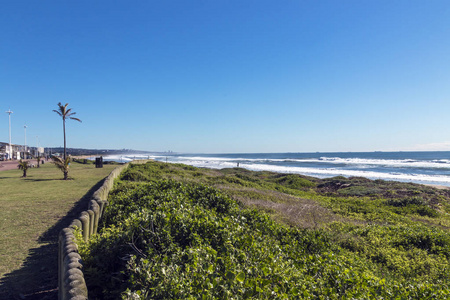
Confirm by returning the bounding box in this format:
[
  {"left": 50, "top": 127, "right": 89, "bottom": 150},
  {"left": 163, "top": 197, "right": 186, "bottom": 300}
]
[
  {"left": 24, "top": 124, "right": 27, "bottom": 157},
  {"left": 6, "top": 109, "right": 13, "bottom": 160}
]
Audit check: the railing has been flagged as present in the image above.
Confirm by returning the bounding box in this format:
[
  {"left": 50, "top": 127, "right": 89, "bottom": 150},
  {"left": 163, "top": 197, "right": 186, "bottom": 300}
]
[{"left": 58, "top": 160, "right": 150, "bottom": 300}]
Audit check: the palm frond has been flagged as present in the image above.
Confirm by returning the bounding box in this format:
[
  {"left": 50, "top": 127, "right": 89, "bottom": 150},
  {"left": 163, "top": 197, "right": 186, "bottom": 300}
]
[
  {"left": 52, "top": 110, "right": 62, "bottom": 116},
  {"left": 17, "top": 159, "right": 30, "bottom": 170},
  {"left": 51, "top": 155, "right": 71, "bottom": 172},
  {"left": 53, "top": 103, "right": 81, "bottom": 122},
  {"left": 70, "top": 117, "right": 82, "bottom": 122}
]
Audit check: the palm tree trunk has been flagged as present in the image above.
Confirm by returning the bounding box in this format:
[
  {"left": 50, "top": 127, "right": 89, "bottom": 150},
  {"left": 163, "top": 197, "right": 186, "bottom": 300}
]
[
  {"left": 64, "top": 170, "right": 68, "bottom": 180},
  {"left": 63, "top": 119, "right": 66, "bottom": 160}
]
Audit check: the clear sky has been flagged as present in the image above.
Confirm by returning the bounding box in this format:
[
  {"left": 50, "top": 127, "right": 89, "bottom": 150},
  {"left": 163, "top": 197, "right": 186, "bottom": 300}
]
[{"left": 1, "top": 1, "right": 450, "bottom": 153}]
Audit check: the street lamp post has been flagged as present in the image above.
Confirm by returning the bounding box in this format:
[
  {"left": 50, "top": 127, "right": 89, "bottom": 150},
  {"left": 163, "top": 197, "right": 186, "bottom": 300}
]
[
  {"left": 6, "top": 109, "right": 13, "bottom": 160},
  {"left": 24, "top": 124, "right": 27, "bottom": 157}
]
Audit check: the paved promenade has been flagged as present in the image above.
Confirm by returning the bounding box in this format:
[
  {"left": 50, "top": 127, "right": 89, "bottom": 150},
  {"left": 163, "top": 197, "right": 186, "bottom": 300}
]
[
  {"left": 0, "top": 160, "right": 42, "bottom": 171},
  {"left": 0, "top": 160, "right": 19, "bottom": 171}
]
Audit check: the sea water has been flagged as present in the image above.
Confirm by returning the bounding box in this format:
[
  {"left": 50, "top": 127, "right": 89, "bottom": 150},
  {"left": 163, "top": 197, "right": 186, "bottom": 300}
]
[{"left": 103, "top": 151, "right": 450, "bottom": 187}]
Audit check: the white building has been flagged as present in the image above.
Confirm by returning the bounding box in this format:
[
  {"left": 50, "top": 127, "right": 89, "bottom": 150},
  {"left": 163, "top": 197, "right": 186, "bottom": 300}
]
[{"left": 0, "top": 141, "right": 38, "bottom": 160}]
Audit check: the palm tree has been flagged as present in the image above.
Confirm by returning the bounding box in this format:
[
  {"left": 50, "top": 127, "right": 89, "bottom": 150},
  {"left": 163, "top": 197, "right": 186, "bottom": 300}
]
[
  {"left": 51, "top": 155, "right": 71, "bottom": 180},
  {"left": 36, "top": 152, "right": 40, "bottom": 168},
  {"left": 53, "top": 102, "right": 82, "bottom": 160},
  {"left": 17, "top": 159, "right": 30, "bottom": 178}
]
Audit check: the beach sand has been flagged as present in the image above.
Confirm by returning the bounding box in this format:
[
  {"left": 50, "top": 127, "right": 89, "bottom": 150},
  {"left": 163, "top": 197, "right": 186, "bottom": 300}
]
[{"left": 425, "top": 184, "right": 450, "bottom": 190}]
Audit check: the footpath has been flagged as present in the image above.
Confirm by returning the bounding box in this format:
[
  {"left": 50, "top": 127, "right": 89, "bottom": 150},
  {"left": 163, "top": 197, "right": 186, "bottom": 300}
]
[{"left": 0, "top": 160, "right": 19, "bottom": 171}]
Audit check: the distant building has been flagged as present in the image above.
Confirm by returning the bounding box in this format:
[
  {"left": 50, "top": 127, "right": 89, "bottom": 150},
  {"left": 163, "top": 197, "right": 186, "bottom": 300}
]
[
  {"left": 0, "top": 142, "right": 22, "bottom": 160},
  {"left": 35, "top": 147, "right": 44, "bottom": 156},
  {"left": 0, "top": 141, "right": 39, "bottom": 160}
]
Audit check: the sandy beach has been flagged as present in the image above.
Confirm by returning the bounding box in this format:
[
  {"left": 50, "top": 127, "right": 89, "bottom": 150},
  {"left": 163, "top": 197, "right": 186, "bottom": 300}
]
[{"left": 425, "top": 184, "right": 450, "bottom": 190}]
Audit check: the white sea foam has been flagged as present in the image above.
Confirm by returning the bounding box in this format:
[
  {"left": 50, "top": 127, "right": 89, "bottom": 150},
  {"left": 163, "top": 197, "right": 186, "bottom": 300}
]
[
  {"left": 243, "top": 163, "right": 450, "bottom": 184},
  {"left": 283, "top": 157, "right": 450, "bottom": 169},
  {"left": 176, "top": 156, "right": 271, "bottom": 163},
  {"left": 102, "top": 154, "right": 154, "bottom": 162},
  {"left": 141, "top": 154, "right": 450, "bottom": 169}
]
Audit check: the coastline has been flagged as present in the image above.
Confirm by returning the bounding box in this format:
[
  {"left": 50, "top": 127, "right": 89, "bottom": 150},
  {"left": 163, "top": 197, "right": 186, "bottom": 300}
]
[
  {"left": 425, "top": 184, "right": 450, "bottom": 190},
  {"left": 138, "top": 151, "right": 450, "bottom": 188},
  {"left": 5, "top": 155, "right": 450, "bottom": 190},
  {"left": 100, "top": 151, "right": 450, "bottom": 189}
]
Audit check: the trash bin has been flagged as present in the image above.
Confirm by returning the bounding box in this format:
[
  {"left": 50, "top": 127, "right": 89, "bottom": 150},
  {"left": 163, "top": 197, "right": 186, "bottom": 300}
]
[{"left": 95, "top": 157, "right": 103, "bottom": 168}]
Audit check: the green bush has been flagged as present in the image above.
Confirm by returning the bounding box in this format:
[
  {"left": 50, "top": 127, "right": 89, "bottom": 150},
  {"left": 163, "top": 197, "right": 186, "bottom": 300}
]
[
  {"left": 331, "top": 223, "right": 450, "bottom": 279},
  {"left": 338, "top": 186, "right": 382, "bottom": 197},
  {"left": 235, "top": 173, "right": 259, "bottom": 182},
  {"left": 120, "top": 169, "right": 150, "bottom": 182},
  {"left": 78, "top": 161, "right": 450, "bottom": 299},
  {"left": 80, "top": 178, "right": 450, "bottom": 299},
  {"left": 412, "top": 205, "right": 438, "bottom": 218},
  {"left": 386, "top": 196, "right": 426, "bottom": 207},
  {"left": 276, "top": 174, "right": 316, "bottom": 190}
]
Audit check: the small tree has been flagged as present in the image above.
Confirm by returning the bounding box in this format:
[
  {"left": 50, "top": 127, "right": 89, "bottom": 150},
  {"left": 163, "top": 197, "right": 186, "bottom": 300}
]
[
  {"left": 17, "top": 159, "right": 30, "bottom": 178},
  {"left": 51, "top": 155, "right": 71, "bottom": 180}
]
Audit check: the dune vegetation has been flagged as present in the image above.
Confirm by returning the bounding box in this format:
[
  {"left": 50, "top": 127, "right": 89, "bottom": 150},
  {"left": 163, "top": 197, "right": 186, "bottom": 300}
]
[{"left": 79, "top": 161, "right": 450, "bottom": 299}]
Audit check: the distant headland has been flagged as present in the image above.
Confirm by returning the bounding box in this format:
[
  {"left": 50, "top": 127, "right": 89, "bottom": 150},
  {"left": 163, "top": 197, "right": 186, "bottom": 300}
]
[{"left": 48, "top": 147, "right": 154, "bottom": 157}]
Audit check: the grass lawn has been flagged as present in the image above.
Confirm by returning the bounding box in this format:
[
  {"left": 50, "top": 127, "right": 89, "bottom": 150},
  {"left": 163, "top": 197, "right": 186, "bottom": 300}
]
[{"left": 0, "top": 161, "right": 116, "bottom": 299}]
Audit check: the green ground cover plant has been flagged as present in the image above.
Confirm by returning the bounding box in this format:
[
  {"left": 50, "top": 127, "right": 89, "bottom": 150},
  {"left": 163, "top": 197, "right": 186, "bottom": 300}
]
[{"left": 80, "top": 161, "right": 450, "bottom": 299}]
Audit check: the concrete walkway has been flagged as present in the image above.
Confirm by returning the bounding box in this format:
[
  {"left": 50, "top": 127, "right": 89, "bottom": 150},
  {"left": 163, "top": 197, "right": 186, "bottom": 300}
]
[
  {"left": 0, "top": 160, "right": 43, "bottom": 171},
  {"left": 0, "top": 160, "right": 19, "bottom": 171}
]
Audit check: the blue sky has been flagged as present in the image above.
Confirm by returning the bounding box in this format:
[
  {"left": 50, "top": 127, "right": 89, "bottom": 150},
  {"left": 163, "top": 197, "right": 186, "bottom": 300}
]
[{"left": 1, "top": 1, "right": 450, "bottom": 153}]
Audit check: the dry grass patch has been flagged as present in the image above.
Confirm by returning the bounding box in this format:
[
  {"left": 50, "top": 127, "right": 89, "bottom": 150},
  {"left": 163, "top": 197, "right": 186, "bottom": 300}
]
[{"left": 218, "top": 185, "right": 342, "bottom": 228}]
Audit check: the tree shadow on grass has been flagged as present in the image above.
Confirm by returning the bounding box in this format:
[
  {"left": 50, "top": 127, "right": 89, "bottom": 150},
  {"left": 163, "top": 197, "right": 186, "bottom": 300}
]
[
  {"left": 23, "top": 178, "right": 61, "bottom": 182},
  {"left": 24, "top": 177, "right": 79, "bottom": 182},
  {"left": 0, "top": 177, "right": 107, "bottom": 300}
]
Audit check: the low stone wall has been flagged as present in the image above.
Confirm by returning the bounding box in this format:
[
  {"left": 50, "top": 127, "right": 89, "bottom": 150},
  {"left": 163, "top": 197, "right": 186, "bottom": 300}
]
[{"left": 58, "top": 160, "right": 150, "bottom": 300}]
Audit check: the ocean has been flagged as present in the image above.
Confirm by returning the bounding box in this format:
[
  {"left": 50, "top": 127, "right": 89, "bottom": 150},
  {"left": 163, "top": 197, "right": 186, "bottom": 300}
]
[{"left": 103, "top": 151, "right": 450, "bottom": 187}]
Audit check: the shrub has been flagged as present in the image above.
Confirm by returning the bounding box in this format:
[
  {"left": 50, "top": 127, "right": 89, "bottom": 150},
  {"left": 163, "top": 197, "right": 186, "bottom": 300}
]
[
  {"left": 80, "top": 176, "right": 450, "bottom": 299},
  {"left": 386, "top": 196, "right": 426, "bottom": 207},
  {"left": 412, "top": 205, "right": 438, "bottom": 218},
  {"left": 338, "top": 186, "right": 382, "bottom": 197},
  {"left": 235, "top": 173, "right": 259, "bottom": 183},
  {"left": 276, "top": 175, "right": 316, "bottom": 190},
  {"left": 79, "top": 161, "right": 450, "bottom": 299},
  {"left": 348, "top": 176, "right": 373, "bottom": 183},
  {"left": 120, "top": 169, "right": 150, "bottom": 182}
]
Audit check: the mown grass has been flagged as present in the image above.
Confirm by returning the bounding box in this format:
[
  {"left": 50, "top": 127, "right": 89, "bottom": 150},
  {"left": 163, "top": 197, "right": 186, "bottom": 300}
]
[{"left": 0, "top": 161, "right": 116, "bottom": 298}]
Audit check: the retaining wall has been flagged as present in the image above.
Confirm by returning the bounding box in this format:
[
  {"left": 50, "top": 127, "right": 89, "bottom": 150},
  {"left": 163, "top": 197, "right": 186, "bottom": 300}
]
[{"left": 58, "top": 160, "right": 150, "bottom": 300}]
